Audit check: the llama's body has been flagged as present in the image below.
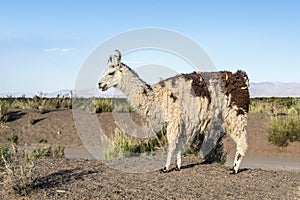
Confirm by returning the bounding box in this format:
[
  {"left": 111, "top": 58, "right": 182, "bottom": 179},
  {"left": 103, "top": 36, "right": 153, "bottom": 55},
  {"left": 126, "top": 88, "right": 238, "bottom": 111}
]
[{"left": 99, "top": 50, "right": 250, "bottom": 173}]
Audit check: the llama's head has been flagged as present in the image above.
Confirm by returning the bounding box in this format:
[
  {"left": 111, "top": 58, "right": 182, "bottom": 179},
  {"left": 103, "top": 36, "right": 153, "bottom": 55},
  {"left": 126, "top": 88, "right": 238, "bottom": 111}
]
[{"left": 98, "top": 50, "right": 124, "bottom": 91}]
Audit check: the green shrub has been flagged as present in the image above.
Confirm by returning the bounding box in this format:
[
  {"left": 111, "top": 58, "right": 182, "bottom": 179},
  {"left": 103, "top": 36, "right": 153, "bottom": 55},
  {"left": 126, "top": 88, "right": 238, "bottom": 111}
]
[
  {"left": 0, "top": 143, "right": 65, "bottom": 196},
  {"left": 0, "top": 101, "right": 8, "bottom": 121},
  {"left": 268, "top": 116, "right": 300, "bottom": 147},
  {"left": 111, "top": 98, "right": 135, "bottom": 112},
  {"left": 250, "top": 97, "right": 300, "bottom": 115},
  {"left": 93, "top": 98, "right": 112, "bottom": 113},
  {"left": 0, "top": 145, "right": 11, "bottom": 170},
  {"left": 1, "top": 144, "right": 38, "bottom": 196},
  {"left": 93, "top": 98, "right": 134, "bottom": 113},
  {"left": 52, "top": 145, "right": 65, "bottom": 158},
  {"left": 0, "top": 95, "right": 73, "bottom": 112},
  {"left": 61, "top": 97, "right": 72, "bottom": 109},
  {"left": 0, "top": 96, "right": 133, "bottom": 113},
  {"left": 106, "top": 127, "right": 167, "bottom": 159}
]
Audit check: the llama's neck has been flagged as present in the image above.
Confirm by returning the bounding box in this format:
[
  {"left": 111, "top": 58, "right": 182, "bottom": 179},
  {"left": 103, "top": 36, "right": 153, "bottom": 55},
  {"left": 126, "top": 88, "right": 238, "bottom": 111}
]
[{"left": 117, "top": 67, "right": 153, "bottom": 115}]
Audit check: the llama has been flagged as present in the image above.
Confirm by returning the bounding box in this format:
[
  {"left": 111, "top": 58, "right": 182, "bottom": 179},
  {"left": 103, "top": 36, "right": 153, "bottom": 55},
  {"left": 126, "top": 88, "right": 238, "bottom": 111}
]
[{"left": 98, "top": 50, "right": 250, "bottom": 173}]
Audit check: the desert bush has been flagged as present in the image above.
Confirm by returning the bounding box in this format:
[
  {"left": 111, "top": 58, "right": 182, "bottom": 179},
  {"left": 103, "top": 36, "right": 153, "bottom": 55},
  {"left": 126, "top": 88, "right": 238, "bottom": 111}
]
[
  {"left": 0, "top": 143, "right": 65, "bottom": 196},
  {"left": 61, "top": 97, "right": 72, "bottom": 109},
  {"left": 72, "top": 97, "right": 95, "bottom": 112},
  {"left": 30, "top": 145, "right": 64, "bottom": 159},
  {"left": 250, "top": 97, "right": 300, "bottom": 115},
  {"left": 51, "top": 145, "right": 65, "bottom": 158},
  {"left": 27, "top": 95, "right": 42, "bottom": 110},
  {"left": 0, "top": 143, "right": 39, "bottom": 196},
  {"left": 92, "top": 98, "right": 134, "bottom": 113},
  {"left": 93, "top": 98, "right": 112, "bottom": 113},
  {"left": 106, "top": 127, "right": 167, "bottom": 159},
  {"left": 0, "top": 95, "right": 73, "bottom": 111},
  {"left": 111, "top": 98, "right": 135, "bottom": 112},
  {"left": 1, "top": 96, "right": 133, "bottom": 113},
  {"left": 0, "top": 145, "right": 11, "bottom": 171},
  {"left": 107, "top": 128, "right": 138, "bottom": 158},
  {"left": 0, "top": 101, "right": 8, "bottom": 122},
  {"left": 37, "top": 99, "right": 48, "bottom": 114},
  {"left": 268, "top": 116, "right": 300, "bottom": 147},
  {"left": 10, "top": 100, "right": 27, "bottom": 109}
]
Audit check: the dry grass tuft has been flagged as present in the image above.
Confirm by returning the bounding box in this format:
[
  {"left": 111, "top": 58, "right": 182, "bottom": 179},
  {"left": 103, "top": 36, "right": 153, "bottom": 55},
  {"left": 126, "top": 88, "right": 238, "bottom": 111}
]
[{"left": 0, "top": 135, "right": 65, "bottom": 196}]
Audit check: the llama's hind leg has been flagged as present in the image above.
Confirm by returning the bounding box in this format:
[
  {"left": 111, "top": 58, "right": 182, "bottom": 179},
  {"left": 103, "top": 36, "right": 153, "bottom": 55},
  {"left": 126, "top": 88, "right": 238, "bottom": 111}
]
[
  {"left": 231, "top": 129, "right": 248, "bottom": 174},
  {"left": 225, "top": 113, "right": 248, "bottom": 174}
]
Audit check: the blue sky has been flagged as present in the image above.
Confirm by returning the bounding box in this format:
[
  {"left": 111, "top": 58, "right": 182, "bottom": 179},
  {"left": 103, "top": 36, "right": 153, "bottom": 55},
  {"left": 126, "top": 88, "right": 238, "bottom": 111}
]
[{"left": 1, "top": 0, "right": 300, "bottom": 94}]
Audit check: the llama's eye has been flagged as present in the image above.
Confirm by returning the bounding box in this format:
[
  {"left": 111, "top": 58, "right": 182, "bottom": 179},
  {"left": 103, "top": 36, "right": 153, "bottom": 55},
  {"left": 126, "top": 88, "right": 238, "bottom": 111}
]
[{"left": 108, "top": 71, "right": 115, "bottom": 76}]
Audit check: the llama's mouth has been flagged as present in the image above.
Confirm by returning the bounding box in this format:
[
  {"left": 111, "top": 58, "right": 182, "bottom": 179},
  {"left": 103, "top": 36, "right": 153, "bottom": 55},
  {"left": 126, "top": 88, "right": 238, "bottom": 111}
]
[
  {"left": 101, "top": 85, "right": 108, "bottom": 91},
  {"left": 99, "top": 83, "right": 108, "bottom": 91}
]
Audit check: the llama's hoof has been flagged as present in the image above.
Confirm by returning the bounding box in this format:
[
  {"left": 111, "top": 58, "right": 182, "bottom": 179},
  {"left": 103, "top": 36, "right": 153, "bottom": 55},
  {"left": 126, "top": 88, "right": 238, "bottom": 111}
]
[
  {"left": 161, "top": 167, "right": 169, "bottom": 173},
  {"left": 175, "top": 165, "right": 181, "bottom": 171},
  {"left": 229, "top": 167, "right": 237, "bottom": 174}
]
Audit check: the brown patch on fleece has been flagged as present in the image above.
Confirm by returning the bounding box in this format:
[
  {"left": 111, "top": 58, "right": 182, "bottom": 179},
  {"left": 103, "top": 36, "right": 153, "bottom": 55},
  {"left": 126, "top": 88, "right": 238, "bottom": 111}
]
[
  {"left": 201, "top": 70, "right": 250, "bottom": 115},
  {"left": 170, "top": 93, "right": 178, "bottom": 102},
  {"left": 224, "top": 70, "right": 250, "bottom": 113},
  {"left": 182, "top": 72, "right": 211, "bottom": 103},
  {"left": 157, "top": 72, "right": 211, "bottom": 103}
]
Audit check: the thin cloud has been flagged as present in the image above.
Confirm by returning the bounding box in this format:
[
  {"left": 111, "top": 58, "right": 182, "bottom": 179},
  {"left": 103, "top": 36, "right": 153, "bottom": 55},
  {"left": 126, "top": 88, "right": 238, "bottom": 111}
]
[
  {"left": 43, "top": 48, "right": 60, "bottom": 52},
  {"left": 42, "top": 48, "right": 76, "bottom": 53},
  {"left": 61, "top": 48, "right": 76, "bottom": 52}
]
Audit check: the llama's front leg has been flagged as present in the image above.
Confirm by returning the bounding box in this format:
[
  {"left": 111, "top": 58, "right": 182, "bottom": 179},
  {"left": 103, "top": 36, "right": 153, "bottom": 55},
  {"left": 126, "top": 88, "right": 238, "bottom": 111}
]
[
  {"left": 162, "top": 140, "right": 182, "bottom": 172},
  {"left": 161, "top": 121, "right": 181, "bottom": 173},
  {"left": 162, "top": 142, "right": 176, "bottom": 173},
  {"left": 175, "top": 136, "right": 183, "bottom": 171},
  {"left": 175, "top": 149, "right": 181, "bottom": 171}
]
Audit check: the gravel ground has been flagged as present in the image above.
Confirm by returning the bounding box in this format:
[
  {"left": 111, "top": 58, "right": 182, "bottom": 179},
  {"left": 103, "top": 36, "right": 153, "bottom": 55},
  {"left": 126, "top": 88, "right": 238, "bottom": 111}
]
[
  {"left": 0, "top": 157, "right": 299, "bottom": 200},
  {"left": 1, "top": 109, "right": 300, "bottom": 199}
]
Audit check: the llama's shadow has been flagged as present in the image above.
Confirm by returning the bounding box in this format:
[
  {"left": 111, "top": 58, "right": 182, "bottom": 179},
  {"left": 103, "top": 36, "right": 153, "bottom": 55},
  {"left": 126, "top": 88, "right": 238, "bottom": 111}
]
[
  {"left": 34, "top": 168, "right": 98, "bottom": 189},
  {"left": 176, "top": 162, "right": 250, "bottom": 174},
  {"left": 179, "top": 159, "right": 214, "bottom": 170},
  {"left": 235, "top": 168, "right": 250, "bottom": 173},
  {"left": 180, "top": 162, "right": 201, "bottom": 170}
]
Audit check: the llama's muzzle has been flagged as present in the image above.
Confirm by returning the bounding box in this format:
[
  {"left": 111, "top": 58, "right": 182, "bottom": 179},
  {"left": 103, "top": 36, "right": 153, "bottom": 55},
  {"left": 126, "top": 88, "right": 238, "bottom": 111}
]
[{"left": 98, "top": 82, "right": 108, "bottom": 91}]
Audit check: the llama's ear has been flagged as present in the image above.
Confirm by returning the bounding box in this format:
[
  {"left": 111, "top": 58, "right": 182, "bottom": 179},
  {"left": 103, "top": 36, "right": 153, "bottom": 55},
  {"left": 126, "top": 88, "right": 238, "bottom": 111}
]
[
  {"left": 118, "top": 64, "right": 123, "bottom": 72},
  {"left": 107, "top": 55, "right": 113, "bottom": 64},
  {"left": 115, "top": 50, "right": 121, "bottom": 62}
]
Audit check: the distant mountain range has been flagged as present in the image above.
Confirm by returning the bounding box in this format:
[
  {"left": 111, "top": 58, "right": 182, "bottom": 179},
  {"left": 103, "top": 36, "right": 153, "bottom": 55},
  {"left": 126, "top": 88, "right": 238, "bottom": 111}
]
[
  {"left": 250, "top": 82, "right": 300, "bottom": 97},
  {"left": 1, "top": 82, "right": 300, "bottom": 98},
  {"left": 0, "top": 90, "right": 72, "bottom": 98}
]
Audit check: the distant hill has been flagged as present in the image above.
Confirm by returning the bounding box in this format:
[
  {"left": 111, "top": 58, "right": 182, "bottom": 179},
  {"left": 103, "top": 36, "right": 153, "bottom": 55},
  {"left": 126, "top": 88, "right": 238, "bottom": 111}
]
[
  {"left": 250, "top": 82, "right": 300, "bottom": 97},
  {"left": 0, "top": 90, "right": 72, "bottom": 98},
  {"left": 1, "top": 82, "right": 300, "bottom": 98},
  {"left": 0, "top": 92, "right": 35, "bottom": 98}
]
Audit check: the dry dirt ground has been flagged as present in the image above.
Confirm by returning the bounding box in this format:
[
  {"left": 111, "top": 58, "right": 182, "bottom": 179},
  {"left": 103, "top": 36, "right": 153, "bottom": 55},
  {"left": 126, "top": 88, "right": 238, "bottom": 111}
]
[{"left": 0, "top": 109, "right": 299, "bottom": 199}]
